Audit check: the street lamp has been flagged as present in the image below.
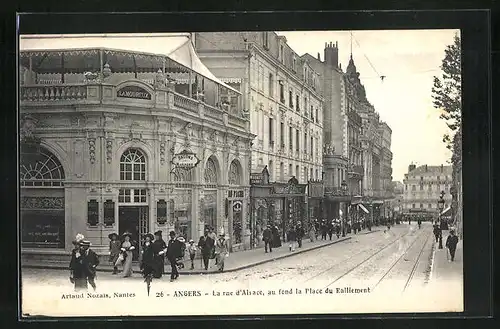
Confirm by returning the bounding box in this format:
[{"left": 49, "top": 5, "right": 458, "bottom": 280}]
[
  {"left": 437, "top": 190, "right": 445, "bottom": 249},
  {"left": 341, "top": 180, "right": 348, "bottom": 237}
]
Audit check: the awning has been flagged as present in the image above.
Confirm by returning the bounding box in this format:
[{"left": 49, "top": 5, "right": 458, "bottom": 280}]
[
  {"left": 440, "top": 206, "right": 451, "bottom": 216},
  {"left": 20, "top": 33, "right": 241, "bottom": 95},
  {"left": 358, "top": 204, "right": 369, "bottom": 214}
]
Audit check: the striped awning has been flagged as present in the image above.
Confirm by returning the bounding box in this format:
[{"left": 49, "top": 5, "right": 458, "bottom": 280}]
[{"left": 359, "top": 204, "right": 369, "bottom": 214}]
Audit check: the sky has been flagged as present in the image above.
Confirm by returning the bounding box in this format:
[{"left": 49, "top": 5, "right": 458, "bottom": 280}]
[{"left": 277, "top": 30, "right": 458, "bottom": 182}]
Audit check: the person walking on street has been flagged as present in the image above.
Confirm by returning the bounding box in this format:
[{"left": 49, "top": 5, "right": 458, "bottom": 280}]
[
  {"left": 336, "top": 221, "right": 341, "bottom": 238},
  {"left": 271, "top": 225, "right": 282, "bottom": 248},
  {"left": 287, "top": 226, "right": 297, "bottom": 252},
  {"left": 215, "top": 230, "right": 229, "bottom": 272},
  {"left": 263, "top": 224, "right": 273, "bottom": 253},
  {"left": 209, "top": 227, "right": 218, "bottom": 267},
  {"left": 140, "top": 233, "right": 155, "bottom": 280},
  {"left": 198, "top": 229, "right": 214, "bottom": 271},
  {"left": 187, "top": 239, "right": 197, "bottom": 270},
  {"left": 108, "top": 233, "right": 121, "bottom": 275},
  {"left": 296, "top": 223, "right": 305, "bottom": 248},
  {"left": 309, "top": 224, "right": 316, "bottom": 242},
  {"left": 327, "top": 220, "right": 334, "bottom": 240},
  {"left": 446, "top": 229, "right": 459, "bottom": 261},
  {"left": 166, "top": 231, "right": 182, "bottom": 282},
  {"left": 433, "top": 221, "right": 440, "bottom": 243},
  {"left": 417, "top": 218, "right": 422, "bottom": 229},
  {"left": 320, "top": 220, "right": 327, "bottom": 240},
  {"left": 120, "top": 232, "right": 135, "bottom": 278},
  {"left": 152, "top": 230, "right": 167, "bottom": 278},
  {"left": 69, "top": 240, "right": 99, "bottom": 291}
]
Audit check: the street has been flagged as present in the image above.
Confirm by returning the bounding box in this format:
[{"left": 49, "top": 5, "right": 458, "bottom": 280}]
[{"left": 21, "top": 222, "right": 462, "bottom": 316}]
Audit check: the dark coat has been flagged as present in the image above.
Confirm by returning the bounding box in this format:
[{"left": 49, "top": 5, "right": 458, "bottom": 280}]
[
  {"left": 262, "top": 228, "right": 272, "bottom": 241},
  {"left": 140, "top": 242, "right": 155, "bottom": 277},
  {"left": 69, "top": 248, "right": 100, "bottom": 279},
  {"left": 271, "top": 226, "right": 281, "bottom": 247},
  {"left": 152, "top": 239, "right": 167, "bottom": 277},
  {"left": 287, "top": 229, "right": 297, "bottom": 242},
  {"left": 198, "top": 235, "right": 215, "bottom": 255},
  {"left": 446, "top": 235, "right": 459, "bottom": 250},
  {"left": 296, "top": 227, "right": 305, "bottom": 239},
  {"left": 166, "top": 238, "right": 183, "bottom": 260}
]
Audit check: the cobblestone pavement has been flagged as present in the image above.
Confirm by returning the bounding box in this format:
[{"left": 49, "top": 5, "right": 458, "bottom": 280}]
[{"left": 21, "top": 223, "right": 462, "bottom": 316}]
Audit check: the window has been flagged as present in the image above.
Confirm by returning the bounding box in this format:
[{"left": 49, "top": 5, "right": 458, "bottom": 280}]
[
  {"left": 289, "top": 164, "right": 293, "bottom": 178},
  {"left": 292, "top": 56, "right": 296, "bottom": 72},
  {"left": 280, "top": 162, "right": 284, "bottom": 181},
  {"left": 412, "top": 204, "right": 415, "bottom": 209},
  {"left": 268, "top": 160, "right": 273, "bottom": 181},
  {"left": 310, "top": 168, "right": 313, "bottom": 180},
  {"left": 420, "top": 176, "right": 424, "bottom": 181},
  {"left": 420, "top": 184, "right": 423, "bottom": 191},
  {"left": 296, "top": 94, "right": 300, "bottom": 111},
  {"left": 304, "top": 167, "right": 308, "bottom": 182},
  {"left": 304, "top": 132, "right": 308, "bottom": 155},
  {"left": 20, "top": 146, "right": 65, "bottom": 187},
  {"left": 268, "top": 118, "right": 274, "bottom": 146},
  {"left": 437, "top": 176, "right": 440, "bottom": 181},
  {"left": 268, "top": 73, "right": 274, "bottom": 98},
  {"left": 420, "top": 203, "right": 423, "bottom": 209},
  {"left": 289, "top": 90, "right": 294, "bottom": 109},
  {"left": 120, "top": 148, "right": 146, "bottom": 181},
  {"left": 304, "top": 96, "right": 308, "bottom": 114},
  {"left": 311, "top": 105, "right": 314, "bottom": 120},
  {"left": 315, "top": 169, "right": 318, "bottom": 180},
  {"left": 315, "top": 108, "right": 319, "bottom": 123},
  {"left": 263, "top": 32, "right": 269, "bottom": 49},
  {"left": 279, "top": 81, "right": 285, "bottom": 103},
  {"left": 295, "top": 129, "right": 300, "bottom": 153},
  {"left": 412, "top": 185, "right": 416, "bottom": 191},
  {"left": 280, "top": 45, "right": 284, "bottom": 63},
  {"left": 428, "top": 203, "right": 432, "bottom": 209},
  {"left": 280, "top": 122, "right": 284, "bottom": 147},
  {"left": 258, "top": 65, "right": 264, "bottom": 92},
  {"left": 295, "top": 165, "right": 300, "bottom": 180},
  {"left": 289, "top": 127, "right": 293, "bottom": 151},
  {"left": 119, "top": 188, "right": 147, "bottom": 204},
  {"left": 310, "top": 137, "right": 314, "bottom": 156}
]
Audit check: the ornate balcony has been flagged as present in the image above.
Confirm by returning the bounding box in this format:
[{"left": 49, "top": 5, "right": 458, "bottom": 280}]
[
  {"left": 324, "top": 186, "right": 351, "bottom": 202},
  {"left": 348, "top": 164, "right": 364, "bottom": 180}
]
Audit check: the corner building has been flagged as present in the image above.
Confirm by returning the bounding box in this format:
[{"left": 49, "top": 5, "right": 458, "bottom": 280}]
[
  {"left": 194, "top": 32, "right": 324, "bottom": 245},
  {"left": 19, "top": 34, "right": 254, "bottom": 259}
]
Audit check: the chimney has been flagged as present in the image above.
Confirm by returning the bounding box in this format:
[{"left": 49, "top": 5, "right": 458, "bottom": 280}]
[
  {"left": 324, "top": 40, "right": 339, "bottom": 68},
  {"left": 408, "top": 163, "right": 416, "bottom": 173},
  {"left": 425, "top": 164, "right": 428, "bottom": 172}
]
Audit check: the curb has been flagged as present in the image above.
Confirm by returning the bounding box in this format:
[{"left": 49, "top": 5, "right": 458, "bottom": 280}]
[{"left": 22, "top": 236, "right": 352, "bottom": 275}]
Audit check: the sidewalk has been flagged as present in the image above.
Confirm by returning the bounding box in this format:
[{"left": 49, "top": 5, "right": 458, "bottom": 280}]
[
  {"left": 430, "top": 232, "right": 463, "bottom": 283},
  {"left": 21, "top": 230, "right": 382, "bottom": 275}
]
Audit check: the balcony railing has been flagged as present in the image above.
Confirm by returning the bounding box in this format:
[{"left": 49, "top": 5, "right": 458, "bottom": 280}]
[
  {"left": 21, "top": 84, "right": 88, "bottom": 101},
  {"left": 324, "top": 187, "right": 350, "bottom": 196},
  {"left": 348, "top": 164, "right": 364, "bottom": 177},
  {"left": 173, "top": 93, "right": 199, "bottom": 114}
]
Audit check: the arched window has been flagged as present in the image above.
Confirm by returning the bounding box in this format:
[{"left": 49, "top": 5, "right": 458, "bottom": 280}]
[
  {"left": 20, "top": 146, "right": 65, "bottom": 187},
  {"left": 120, "top": 148, "right": 146, "bottom": 181},
  {"left": 228, "top": 160, "right": 242, "bottom": 185},
  {"left": 204, "top": 157, "right": 218, "bottom": 187}
]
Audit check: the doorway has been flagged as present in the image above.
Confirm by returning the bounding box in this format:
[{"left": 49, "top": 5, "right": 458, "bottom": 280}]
[{"left": 119, "top": 206, "right": 149, "bottom": 260}]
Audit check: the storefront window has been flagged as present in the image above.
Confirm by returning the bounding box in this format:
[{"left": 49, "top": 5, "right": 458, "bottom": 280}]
[
  {"left": 120, "top": 148, "right": 146, "bottom": 181},
  {"left": 203, "top": 190, "right": 217, "bottom": 230},
  {"left": 173, "top": 190, "right": 192, "bottom": 240}
]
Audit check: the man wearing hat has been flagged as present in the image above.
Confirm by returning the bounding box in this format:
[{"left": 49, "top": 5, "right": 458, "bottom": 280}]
[
  {"left": 166, "top": 231, "right": 183, "bottom": 281},
  {"left": 140, "top": 233, "right": 155, "bottom": 279},
  {"left": 69, "top": 240, "right": 100, "bottom": 291},
  {"left": 152, "top": 230, "right": 167, "bottom": 279},
  {"left": 263, "top": 224, "right": 273, "bottom": 253},
  {"left": 198, "top": 228, "right": 215, "bottom": 270},
  {"left": 445, "top": 229, "right": 459, "bottom": 262},
  {"left": 108, "top": 233, "right": 121, "bottom": 274}
]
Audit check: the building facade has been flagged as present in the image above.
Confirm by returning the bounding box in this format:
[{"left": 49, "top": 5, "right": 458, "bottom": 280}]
[
  {"left": 402, "top": 164, "right": 453, "bottom": 219},
  {"left": 19, "top": 34, "right": 254, "bottom": 258},
  {"left": 194, "top": 32, "right": 324, "bottom": 244}
]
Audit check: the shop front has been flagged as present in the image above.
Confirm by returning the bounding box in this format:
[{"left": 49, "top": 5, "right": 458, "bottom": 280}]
[
  {"left": 250, "top": 168, "right": 307, "bottom": 248},
  {"left": 307, "top": 180, "right": 324, "bottom": 231}
]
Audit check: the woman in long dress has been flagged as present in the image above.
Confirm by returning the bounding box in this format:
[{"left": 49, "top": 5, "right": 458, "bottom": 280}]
[
  {"left": 140, "top": 233, "right": 155, "bottom": 279},
  {"left": 121, "top": 232, "right": 135, "bottom": 278},
  {"left": 215, "top": 232, "right": 229, "bottom": 272}
]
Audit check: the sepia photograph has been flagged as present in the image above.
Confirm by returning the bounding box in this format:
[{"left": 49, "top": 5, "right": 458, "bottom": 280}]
[{"left": 19, "top": 29, "right": 463, "bottom": 317}]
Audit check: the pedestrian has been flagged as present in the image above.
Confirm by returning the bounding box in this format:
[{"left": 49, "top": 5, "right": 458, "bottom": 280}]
[
  {"left": 327, "top": 220, "right": 333, "bottom": 240},
  {"left": 198, "top": 229, "right": 214, "bottom": 270},
  {"left": 166, "top": 231, "right": 183, "bottom": 281},
  {"left": 287, "top": 226, "right": 297, "bottom": 252},
  {"left": 140, "top": 233, "right": 155, "bottom": 280},
  {"left": 215, "top": 230, "right": 229, "bottom": 272},
  {"left": 175, "top": 236, "right": 186, "bottom": 269},
  {"left": 69, "top": 240, "right": 99, "bottom": 291},
  {"left": 108, "top": 233, "right": 121, "bottom": 275},
  {"left": 314, "top": 220, "right": 320, "bottom": 240},
  {"left": 309, "top": 224, "right": 316, "bottom": 242},
  {"left": 433, "top": 221, "right": 440, "bottom": 243},
  {"left": 320, "top": 220, "right": 327, "bottom": 240},
  {"left": 152, "top": 230, "right": 167, "bottom": 278},
  {"left": 187, "top": 239, "right": 197, "bottom": 270},
  {"left": 446, "top": 229, "right": 459, "bottom": 261},
  {"left": 209, "top": 227, "right": 218, "bottom": 267},
  {"left": 263, "top": 224, "right": 273, "bottom": 253},
  {"left": 418, "top": 218, "right": 422, "bottom": 229},
  {"left": 296, "top": 223, "right": 304, "bottom": 248},
  {"left": 271, "top": 225, "right": 282, "bottom": 248},
  {"left": 336, "top": 221, "right": 341, "bottom": 238},
  {"left": 119, "top": 232, "right": 135, "bottom": 278}
]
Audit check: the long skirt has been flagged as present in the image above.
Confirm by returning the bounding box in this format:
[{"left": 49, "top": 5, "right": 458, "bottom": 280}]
[
  {"left": 122, "top": 251, "right": 133, "bottom": 277},
  {"left": 74, "top": 277, "right": 88, "bottom": 291}
]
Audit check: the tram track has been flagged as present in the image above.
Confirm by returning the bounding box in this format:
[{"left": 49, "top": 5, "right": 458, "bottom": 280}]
[{"left": 321, "top": 227, "right": 429, "bottom": 290}]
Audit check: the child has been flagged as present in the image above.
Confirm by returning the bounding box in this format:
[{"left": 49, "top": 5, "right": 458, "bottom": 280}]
[{"left": 188, "top": 239, "right": 197, "bottom": 270}]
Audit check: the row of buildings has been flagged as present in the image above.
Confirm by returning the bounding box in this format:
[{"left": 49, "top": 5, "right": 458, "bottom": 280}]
[{"left": 19, "top": 32, "right": 394, "bottom": 258}]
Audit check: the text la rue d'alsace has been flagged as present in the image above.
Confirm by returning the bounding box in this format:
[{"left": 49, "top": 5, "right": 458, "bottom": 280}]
[{"left": 61, "top": 287, "right": 371, "bottom": 300}]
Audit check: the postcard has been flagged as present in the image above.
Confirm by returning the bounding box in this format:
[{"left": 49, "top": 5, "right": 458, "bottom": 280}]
[{"left": 19, "top": 29, "right": 463, "bottom": 317}]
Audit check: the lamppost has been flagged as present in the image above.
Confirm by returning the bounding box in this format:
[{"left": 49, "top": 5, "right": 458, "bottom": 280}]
[
  {"left": 341, "top": 180, "right": 348, "bottom": 237},
  {"left": 437, "top": 190, "right": 445, "bottom": 249}
]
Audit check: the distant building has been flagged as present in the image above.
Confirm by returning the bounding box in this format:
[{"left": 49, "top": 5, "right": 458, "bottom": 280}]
[{"left": 402, "top": 164, "right": 453, "bottom": 217}]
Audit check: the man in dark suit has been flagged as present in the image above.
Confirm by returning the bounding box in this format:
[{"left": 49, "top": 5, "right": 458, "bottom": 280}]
[
  {"left": 263, "top": 225, "right": 273, "bottom": 253},
  {"left": 446, "top": 229, "right": 459, "bottom": 261},
  {"left": 166, "top": 231, "right": 182, "bottom": 281},
  {"left": 296, "top": 223, "right": 305, "bottom": 248},
  {"left": 198, "top": 228, "right": 215, "bottom": 270},
  {"left": 152, "top": 230, "right": 167, "bottom": 278},
  {"left": 69, "top": 240, "right": 99, "bottom": 291}
]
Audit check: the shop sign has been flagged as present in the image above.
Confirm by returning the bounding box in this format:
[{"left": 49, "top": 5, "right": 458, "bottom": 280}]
[
  {"left": 87, "top": 200, "right": 99, "bottom": 226},
  {"left": 103, "top": 200, "right": 115, "bottom": 226},
  {"left": 228, "top": 190, "right": 244, "bottom": 198},
  {"left": 117, "top": 85, "right": 152, "bottom": 100},
  {"left": 272, "top": 184, "right": 306, "bottom": 195},
  {"left": 233, "top": 200, "right": 242, "bottom": 213},
  {"left": 157, "top": 199, "right": 167, "bottom": 225},
  {"left": 171, "top": 150, "right": 200, "bottom": 169}
]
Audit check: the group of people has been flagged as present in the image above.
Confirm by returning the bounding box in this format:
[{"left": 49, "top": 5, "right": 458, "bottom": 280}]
[
  {"left": 310, "top": 219, "right": 342, "bottom": 240},
  {"left": 433, "top": 220, "right": 459, "bottom": 262},
  {"left": 196, "top": 227, "right": 229, "bottom": 272}
]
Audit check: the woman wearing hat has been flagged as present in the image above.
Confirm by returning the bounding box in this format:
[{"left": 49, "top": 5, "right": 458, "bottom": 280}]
[
  {"left": 108, "top": 233, "right": 121, "bottom": 275},
  {"left": 120, "top": 232, "right": 135, "bottom": 278},
  {"left": 152, "top": 230, "right": 167, "bottom": 279},
  {"left": 140, "top": 233, "right": 155, "bottom": 279}
]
